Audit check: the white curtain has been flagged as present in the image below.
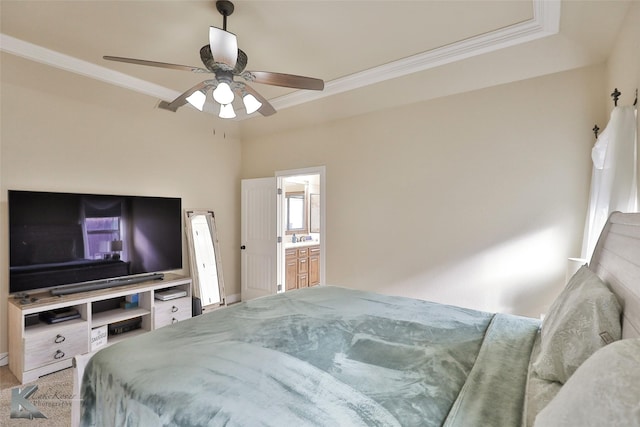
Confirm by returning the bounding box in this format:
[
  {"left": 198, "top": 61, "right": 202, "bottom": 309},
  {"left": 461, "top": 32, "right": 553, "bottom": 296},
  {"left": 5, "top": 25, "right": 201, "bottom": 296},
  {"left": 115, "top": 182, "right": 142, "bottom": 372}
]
[{"left": 582, "top": 105, "right": 638, "bottom": 260}]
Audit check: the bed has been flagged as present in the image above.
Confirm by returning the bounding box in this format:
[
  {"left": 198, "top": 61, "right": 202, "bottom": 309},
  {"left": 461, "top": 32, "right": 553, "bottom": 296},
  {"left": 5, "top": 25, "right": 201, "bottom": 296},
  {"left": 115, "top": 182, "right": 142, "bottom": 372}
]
[{"left": 76, "top": 212, "right": 640, "bottom": 426}]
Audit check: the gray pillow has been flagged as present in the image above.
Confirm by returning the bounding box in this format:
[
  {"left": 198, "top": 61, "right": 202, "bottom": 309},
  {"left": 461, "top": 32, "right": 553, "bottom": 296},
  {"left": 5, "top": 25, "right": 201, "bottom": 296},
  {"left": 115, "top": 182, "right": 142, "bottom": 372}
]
[
  {"left": 534, "top": 339, "right": 640, "bottom": 427},
  {"left": 532, "top": 265, "right": 621, "bottom": 384}
]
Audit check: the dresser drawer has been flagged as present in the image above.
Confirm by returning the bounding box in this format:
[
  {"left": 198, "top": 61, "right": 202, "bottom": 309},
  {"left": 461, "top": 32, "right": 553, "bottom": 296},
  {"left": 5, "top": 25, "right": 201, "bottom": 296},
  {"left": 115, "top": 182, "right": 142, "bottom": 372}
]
[
  {"left": 154, "top": 298, "right": 192, "bottom": 329},
  {"left": 24, "top": 321, "right": 88, "bottom": 371}
]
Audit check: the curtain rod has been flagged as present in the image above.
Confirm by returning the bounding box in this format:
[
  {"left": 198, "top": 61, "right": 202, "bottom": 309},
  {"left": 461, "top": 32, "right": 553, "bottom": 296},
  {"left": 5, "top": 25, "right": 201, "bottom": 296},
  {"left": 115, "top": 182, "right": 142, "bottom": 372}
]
[
  {"left": 593, "top": 88, "right": 637, "bottom": 139},
  {"left": 610, "top": 88, "right": 638, "bottom": 107}
]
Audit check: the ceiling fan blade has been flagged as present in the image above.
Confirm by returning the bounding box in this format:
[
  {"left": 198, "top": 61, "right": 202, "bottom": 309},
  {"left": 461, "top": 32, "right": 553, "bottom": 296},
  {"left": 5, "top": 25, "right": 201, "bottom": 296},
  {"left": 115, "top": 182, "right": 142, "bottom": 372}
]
[
  {"left": 158, "top": 80, "right": 216, "bottom": 112},
  {"left": 209, "top": 27, "right": 238, "bottom": 69},
  {"left": 242, "top": 84, "right": 277, "bottom": 116},
  {"left": 103, "top": 56, "right": 210, "bottom": 73},
  {"left": 244, "top": 71, "right": 324, "bottom": 91}
]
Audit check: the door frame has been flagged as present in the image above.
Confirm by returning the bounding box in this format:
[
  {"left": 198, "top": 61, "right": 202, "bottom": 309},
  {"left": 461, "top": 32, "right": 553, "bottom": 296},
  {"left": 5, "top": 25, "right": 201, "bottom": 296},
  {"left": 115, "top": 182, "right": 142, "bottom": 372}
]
[{"left": 276, "top": 166, "right": 326, "bottom": 290}]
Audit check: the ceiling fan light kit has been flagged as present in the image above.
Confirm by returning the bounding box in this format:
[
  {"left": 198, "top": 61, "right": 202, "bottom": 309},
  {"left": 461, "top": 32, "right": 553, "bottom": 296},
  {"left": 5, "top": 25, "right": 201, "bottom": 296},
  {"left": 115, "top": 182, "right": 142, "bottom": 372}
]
[
  {"left": 185, "top": 90, "right": 207, "bottom": 111},
  {"left": 219, "top": 103, "right": 236, "bottom": 119},
  {"left": 242, "top": 93, "right": 262, "bottom": 115},
  {"left": 213, "top": 81, "right": 234, "bottom": 105},
  {"left": 103, "top": 0, "right": 324, "bottom": 119}
]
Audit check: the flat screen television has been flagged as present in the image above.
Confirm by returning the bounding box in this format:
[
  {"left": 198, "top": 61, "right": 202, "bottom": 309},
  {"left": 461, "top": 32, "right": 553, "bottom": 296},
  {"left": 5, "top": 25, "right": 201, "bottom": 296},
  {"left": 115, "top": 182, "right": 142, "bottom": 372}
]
[{"left": 8, "top": 190, "right": 182, "bottom": 296}]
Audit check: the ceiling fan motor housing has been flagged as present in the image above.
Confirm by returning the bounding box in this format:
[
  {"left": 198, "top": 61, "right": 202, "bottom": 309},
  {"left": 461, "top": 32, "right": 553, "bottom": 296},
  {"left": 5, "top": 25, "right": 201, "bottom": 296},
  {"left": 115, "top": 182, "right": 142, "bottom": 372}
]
[{"left": 216, "top": 69, "right": 234, "bottom": 85}]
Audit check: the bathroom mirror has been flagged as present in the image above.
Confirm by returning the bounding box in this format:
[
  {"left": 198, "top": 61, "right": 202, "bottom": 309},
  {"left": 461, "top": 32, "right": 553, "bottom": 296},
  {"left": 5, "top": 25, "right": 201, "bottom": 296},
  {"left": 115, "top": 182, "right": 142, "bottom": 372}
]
[
  {"left": 285, "top": 192, "right": 306, "bottom": 233},
  {"left": 184, "top": 209, "right": 226, "bottom": 310}
]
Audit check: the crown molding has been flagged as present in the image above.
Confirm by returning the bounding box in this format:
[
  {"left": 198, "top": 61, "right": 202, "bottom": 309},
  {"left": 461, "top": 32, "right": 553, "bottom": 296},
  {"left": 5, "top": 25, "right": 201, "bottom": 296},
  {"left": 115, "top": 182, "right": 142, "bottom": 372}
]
[
  {"left": 271, "top": 0, "right": 561, "bottom": 111},
  {"left": 0, "top": 0, "right": 560, "bottom": 118},
  {"left": 0, "top": 34, "right": 180, "bottom": 101}
]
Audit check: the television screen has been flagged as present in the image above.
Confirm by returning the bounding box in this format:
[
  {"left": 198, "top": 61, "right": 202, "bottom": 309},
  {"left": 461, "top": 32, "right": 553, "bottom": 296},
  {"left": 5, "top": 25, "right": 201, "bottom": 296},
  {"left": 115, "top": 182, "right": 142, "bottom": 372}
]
[{"left": 8, "top": 190, "right": 182, "bottom": 295}]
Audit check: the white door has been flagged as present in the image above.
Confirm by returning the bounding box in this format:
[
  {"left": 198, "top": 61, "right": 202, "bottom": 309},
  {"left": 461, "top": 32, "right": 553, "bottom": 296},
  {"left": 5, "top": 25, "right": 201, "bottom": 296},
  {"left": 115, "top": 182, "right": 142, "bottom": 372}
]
[{"left": 241, "top": 177, "right": 278, "bottom": 301}]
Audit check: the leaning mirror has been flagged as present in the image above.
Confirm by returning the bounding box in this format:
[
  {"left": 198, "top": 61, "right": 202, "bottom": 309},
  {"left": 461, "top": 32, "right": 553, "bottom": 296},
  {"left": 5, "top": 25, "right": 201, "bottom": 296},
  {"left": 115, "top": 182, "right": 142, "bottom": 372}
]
[{"left": 184, "top": 210, "right": 226, "bottom": 310}]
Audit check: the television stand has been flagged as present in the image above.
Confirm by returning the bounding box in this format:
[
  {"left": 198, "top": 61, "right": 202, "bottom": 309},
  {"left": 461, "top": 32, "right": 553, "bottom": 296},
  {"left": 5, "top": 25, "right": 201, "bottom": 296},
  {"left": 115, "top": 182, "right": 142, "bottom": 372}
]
[
  {"left": 8, "top": 273, "right": 191, "bottom": 383},
  {"left": 50, "top": 273, "right": 165, "bottom": 296}
]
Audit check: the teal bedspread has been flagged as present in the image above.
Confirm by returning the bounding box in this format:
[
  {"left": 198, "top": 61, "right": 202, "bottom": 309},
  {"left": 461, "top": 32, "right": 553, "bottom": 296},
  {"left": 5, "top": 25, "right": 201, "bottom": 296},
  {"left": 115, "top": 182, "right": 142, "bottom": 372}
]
[{"left": 81, "top": 286, "right": 540, "bottom": 426}]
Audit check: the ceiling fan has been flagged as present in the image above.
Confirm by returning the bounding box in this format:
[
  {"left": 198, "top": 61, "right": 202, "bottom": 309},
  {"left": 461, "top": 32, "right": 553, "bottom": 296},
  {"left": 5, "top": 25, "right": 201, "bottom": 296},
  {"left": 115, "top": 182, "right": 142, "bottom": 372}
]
[{"left": 103, "top": 0, "right": 324, "bottom": 119}]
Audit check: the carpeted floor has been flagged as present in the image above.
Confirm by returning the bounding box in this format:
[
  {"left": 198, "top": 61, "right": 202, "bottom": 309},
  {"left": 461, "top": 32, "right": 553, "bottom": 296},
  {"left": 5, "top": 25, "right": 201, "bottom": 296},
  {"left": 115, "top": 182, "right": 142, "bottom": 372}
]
[{"left": 0, "top": 365, "right": 74, "bottom": 426}]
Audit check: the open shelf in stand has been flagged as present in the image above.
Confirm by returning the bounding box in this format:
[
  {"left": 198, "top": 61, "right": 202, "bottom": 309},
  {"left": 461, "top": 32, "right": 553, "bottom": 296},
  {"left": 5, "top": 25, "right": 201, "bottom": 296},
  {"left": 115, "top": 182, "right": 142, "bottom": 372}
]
[{"left": 91, "top": 307, "right": 150, "bottom": 328}]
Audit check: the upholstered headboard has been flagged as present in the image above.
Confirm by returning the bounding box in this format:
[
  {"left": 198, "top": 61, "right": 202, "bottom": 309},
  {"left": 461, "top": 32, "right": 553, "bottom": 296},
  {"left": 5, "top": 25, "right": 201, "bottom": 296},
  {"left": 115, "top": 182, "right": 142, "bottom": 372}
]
[{"left": 589, "top": 212, "right": 640, "bottom": 339}]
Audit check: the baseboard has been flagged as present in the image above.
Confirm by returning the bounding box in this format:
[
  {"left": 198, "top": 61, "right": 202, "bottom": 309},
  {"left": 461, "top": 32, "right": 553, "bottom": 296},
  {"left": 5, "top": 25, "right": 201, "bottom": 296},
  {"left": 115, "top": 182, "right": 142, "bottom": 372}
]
[
  {"left": 0, "top": 352, "right": 8, "bottom": 367},
  {"left": 226, "top": 293, "right": 241, "bottom": 305}
]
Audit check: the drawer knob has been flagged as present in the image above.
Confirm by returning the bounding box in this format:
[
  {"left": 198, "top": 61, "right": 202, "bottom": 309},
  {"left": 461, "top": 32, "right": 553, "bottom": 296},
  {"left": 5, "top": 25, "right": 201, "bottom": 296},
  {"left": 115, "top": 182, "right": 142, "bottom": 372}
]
[
  {"left": 171, "top": 306, "right": 179, "bottom": 313},
  {"left": 171, "top": 318, "right": 178, "bottom": 324},
  {"left": 54, "top": 334, "right": 66, "bottom": 344},
  {"left": 54, "top": 350, "right": 65, "bottom": 360}
]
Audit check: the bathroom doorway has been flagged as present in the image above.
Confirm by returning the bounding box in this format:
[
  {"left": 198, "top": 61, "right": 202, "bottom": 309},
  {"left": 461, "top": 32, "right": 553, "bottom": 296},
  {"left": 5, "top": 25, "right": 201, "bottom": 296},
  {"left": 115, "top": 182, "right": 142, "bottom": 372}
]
[
  {"left": 276, "top": 166, "right": 325, "bottom": 293},
  {"left": 240, "top": 166, "right": 325, "bottom": 301}
]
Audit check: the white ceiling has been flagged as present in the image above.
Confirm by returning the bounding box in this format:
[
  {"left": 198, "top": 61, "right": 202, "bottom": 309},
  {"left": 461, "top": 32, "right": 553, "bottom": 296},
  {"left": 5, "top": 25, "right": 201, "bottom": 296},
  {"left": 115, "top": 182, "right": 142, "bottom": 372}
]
[{"left": 0, "top": 0, "right": 633, "bottom": 138}]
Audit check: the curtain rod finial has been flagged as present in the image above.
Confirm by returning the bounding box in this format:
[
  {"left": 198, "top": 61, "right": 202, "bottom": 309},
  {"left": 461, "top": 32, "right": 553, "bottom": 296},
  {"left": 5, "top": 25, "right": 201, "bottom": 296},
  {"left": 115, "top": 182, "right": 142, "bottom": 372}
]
[{"left": 611, "top": 88, "right": 621, "bottom": 106}]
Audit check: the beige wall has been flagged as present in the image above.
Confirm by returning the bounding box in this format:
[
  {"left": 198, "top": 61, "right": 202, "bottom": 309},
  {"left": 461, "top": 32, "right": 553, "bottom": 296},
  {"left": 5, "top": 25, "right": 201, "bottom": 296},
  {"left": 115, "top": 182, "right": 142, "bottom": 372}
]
[
  {"left": 0, "top": 54, "right": 242, "bottom": 357},
  {"left": 606, "top": 1, "right": 640, "bottom": 130},
  {"left": 242, "top": 64, "right": 606, "bottom": 318}
]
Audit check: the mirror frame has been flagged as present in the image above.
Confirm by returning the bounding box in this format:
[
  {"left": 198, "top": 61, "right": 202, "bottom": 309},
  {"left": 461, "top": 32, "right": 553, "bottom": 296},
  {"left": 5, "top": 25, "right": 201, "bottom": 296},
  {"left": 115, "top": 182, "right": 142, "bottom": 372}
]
[{"left": 184, "top": 209, "right": 226, "bottom": 310}]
